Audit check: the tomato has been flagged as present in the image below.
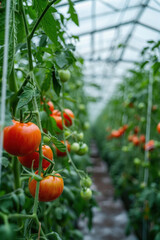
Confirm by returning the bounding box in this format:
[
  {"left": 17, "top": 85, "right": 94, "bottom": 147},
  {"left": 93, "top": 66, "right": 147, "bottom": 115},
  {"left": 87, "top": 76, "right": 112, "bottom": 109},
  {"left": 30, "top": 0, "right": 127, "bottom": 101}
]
[
  {"left": 47, "top": 101, "right": 54, "bottom": 112},
  {"left": 111, "top": 130, "right": 121, "bottom": 138},
  {"left": 51, "top": 109, "right": 61, "bottom": 116},
  {"left": 80, "top": 188, "right": 92, "bottom": 200},
  {"left": 128, "top": 135, "right": 133, "bottom": 142},
  {"left": 80, "top": 177, "right": 92, "bottom": 188},
  {"left": 51, "top": 115, "right": 63, "bottom": 130},
  {"left": 139, "top": 135, "right": 145, "bottom": 143},
  {"left": 132, "top": 136, "right": 140, "bottom": 146},
  {"left": 63, "top": 108, "right": 74, "bottom": 127},
  {"left": 3, "top": 120, "right": 41, "bottom": 156},
  {"left": 144, "top": 140, "right": 154, "bottom": 151},
  {"left": 55, "top": 140, "right": 71, "bottom": 157},
  {"left": 77, "top": 143, "right": 88, "bottom": 155},
  {"left": 71, "top": 142, "right": 80, "bottom": 152},
  {"left": 152, "top": 105, "right": 158, "bottom": 112},
  {"left": 29, "top": 170, "right": 64, "bottom": 202},
  {"left": 134, "top": 158, "right": 141, "bottom": 166},
  {"left": 58, "top": 69, "right": 71, "bottom": 82},
  {"left": 157, "top": 123, "right": 160, "bottom": 133},
  {"left": 84, "top": 122, "right": 90, "bottom": 130},
  {"left": 77, "top": 132, "right": 84, "bottom": 140},
  {"left": 18, "top": 145, "right": 53, "bottom": 169},
  {"left": 43, "top": 136, "right": 50, "bottom": 145},
  {"left": 134, "top": 126, "right": 140, "bottom": 134},
  {"left": 79, "top": 104, "right": 85, "bottom": 111},
  {"left": 138, "top": 102, "right": 145, "bottom": 109}
]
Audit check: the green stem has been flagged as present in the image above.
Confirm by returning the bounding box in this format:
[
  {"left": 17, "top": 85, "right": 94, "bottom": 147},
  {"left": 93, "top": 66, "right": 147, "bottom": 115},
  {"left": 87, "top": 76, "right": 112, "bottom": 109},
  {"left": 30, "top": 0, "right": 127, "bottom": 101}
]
[
  {"left": 12, "top": 156, "right": 21, "bottom": 189},
  {"left": 29, "top": 0, "right": 58, "bottom": 40}
]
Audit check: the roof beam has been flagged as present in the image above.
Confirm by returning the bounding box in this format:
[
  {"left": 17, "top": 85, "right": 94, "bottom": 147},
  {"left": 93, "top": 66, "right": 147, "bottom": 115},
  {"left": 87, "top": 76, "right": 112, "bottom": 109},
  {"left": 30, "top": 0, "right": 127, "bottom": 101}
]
[
  {"left": 78, "top": 20, "right": 134, "bottom": 37},
  {"left": 85, "top": 58, "right": 136, "bottom": 63},
  {"left": 99, "top": 0, "right": 118, "bottom": 11},
  {"left": 56, "top": 0, "right": 88, "bottom": 8},
  {"left": 79, "top": 4, "right": 141, "bottom": 21},
  {"left": 137, "top": 21, "right": 160, "bottom": 33},
  {"left": 116, "top": 0, "right": 150, "bottom": 63}
]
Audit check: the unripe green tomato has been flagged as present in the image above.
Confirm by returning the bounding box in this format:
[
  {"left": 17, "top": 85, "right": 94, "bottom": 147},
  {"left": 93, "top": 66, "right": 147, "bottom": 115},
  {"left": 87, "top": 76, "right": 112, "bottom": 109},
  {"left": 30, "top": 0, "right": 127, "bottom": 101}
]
[
  {"left": 79, "top": 104, "right": 85, "bottom": 111},
  {"left": 71, "top": 142, "right": 80, "bottom": 152},
  {"left": 140, "top": 117, "right": 146, "bottom": 123},
  {"left": 138, "top": 102, "right": 145, "bottom": 109},
  {"left": 84, "top": 121, "right": 90, "bottom": 130},
  {"left": 77, "top": 132, "right": 84, "bottom": 141},
  {"left": 80, "top": 177, "right": 92, "bottom": 188},
  {"left": 43, "top": 136, "right": 50, "bottom": 145},
  {"left": 58, "top": 69, "right": 71, "bottom": 82},
  {"left": 140, "top": 182, "right": 146, "bottom": 189},
  {"left": 76, "top": 81, "right": 82, "bottom": 88},
  {"left": 122, "top": 146, "right": 129, "bottom": 152},
  {"left": 64, "top": 130, "right": 70, "bottom": 137},
  {"left": 80, "top": 188, "right": 92, "bottom": 200},
  {"left": 134, "top": 158, "right": 141, "bottom": 166},
  {"left": 77, "top": 143, "right": 88, "bottom": 155}
]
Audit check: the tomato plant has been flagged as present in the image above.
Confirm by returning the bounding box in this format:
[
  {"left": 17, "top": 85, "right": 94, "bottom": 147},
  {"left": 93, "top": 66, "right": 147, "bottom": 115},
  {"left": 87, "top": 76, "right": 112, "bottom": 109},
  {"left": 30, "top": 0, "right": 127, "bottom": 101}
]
[{"left": 0, "top": 1, "right": 96, "bottom": 239}]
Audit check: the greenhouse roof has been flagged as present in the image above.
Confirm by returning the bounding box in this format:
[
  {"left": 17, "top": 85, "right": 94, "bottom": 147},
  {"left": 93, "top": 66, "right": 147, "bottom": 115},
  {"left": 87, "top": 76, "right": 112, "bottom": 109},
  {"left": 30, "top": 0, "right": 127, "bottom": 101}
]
[{"left": 57, "top": 0, "right": 160, "bottom": 120}]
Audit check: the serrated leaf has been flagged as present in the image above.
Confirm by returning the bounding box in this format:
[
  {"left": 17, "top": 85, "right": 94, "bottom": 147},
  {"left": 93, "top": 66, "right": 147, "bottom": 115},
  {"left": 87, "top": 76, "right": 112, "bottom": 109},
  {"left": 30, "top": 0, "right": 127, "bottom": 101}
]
[
  {"left": 50, "top": 136, "right": 66, "bottom": 152},
  {"left": 68, "top": 0, "right": 79, "bottom": 26},
  {"left": 33, "top": 0, "right": 58, "bottom": 44},
  {"left": 52, "top": 67, "right": 61, "bottom": 96},
  {"left": 17, "top": 85, "right": 34, "bottom": 109},
  {"left": 55, "top": 52, "right": 68, "bottom": 68},
  {"left": 49, "top": 116, "right": 62, "bottom": 134}
]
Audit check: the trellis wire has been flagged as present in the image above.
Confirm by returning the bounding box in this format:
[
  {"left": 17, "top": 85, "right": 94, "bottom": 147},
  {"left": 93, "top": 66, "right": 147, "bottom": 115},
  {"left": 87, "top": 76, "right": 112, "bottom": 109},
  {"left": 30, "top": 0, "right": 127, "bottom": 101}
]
[
  {"left": 142, "top": 64, "right": 153, "bottom": 240},
  {"left": 0, "top": 0, "right": 11, "bottom": 183}
]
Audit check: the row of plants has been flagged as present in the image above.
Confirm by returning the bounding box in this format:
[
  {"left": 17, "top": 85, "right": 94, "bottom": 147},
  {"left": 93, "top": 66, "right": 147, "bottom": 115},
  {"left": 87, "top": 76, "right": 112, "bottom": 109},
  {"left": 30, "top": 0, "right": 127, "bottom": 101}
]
[
  {"left": 94, "top": 40, "right": 160, "bottom": 240},
  {"left": 0, "top": 0, "right": 96, "bottom": 239}
]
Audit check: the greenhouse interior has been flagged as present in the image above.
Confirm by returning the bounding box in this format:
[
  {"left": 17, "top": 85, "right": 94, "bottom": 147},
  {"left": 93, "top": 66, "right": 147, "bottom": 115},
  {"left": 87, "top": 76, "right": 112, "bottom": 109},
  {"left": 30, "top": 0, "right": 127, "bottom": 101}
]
[{"left": 1, "top": 0, "right": 160, "bottom": 239}]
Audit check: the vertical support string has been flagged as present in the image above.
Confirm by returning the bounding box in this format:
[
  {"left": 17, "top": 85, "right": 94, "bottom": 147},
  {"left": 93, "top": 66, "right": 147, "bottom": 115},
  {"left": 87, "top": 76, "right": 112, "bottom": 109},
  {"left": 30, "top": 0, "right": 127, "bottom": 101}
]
[
  {"left": 0, "top": 0, "right": 11, "bottom": 183},
  {"left": 142, "top": 65, "right": 153, "bottom": 240}
]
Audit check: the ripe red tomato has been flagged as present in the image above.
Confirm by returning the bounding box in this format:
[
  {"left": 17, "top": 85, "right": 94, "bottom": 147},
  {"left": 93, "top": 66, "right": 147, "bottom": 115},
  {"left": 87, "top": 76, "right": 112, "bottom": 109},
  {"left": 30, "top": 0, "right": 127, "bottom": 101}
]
[
  {"left": 128, "top": 135, "right": 133, "bottom": 142},
  {"left": 63, "top": 109, "right": 74, "bottom": 127},
  {"left": 51, "top": 109, "right": 61, "bottom": 116},
  {"left": 55, "top": 140, "right": 70, "bottom": 157},
  {"left": 29, "top": 171, "right": 64, "bottom": 202},
  {"left": 18, "top": 145, "right": 53, "bottom": 169},
  {"left": 132, "top": 136, "right": 140, "bottom": 146},
  {"left": 111, "top": 130, "right": 121, "bottom": 138},
  {"left": 157, "top": 123, "right": 160, "bottom": 133},
  {"left": 3, "top": 120, "right": 41, "bottom": 156},
  {"left": 47, "top": 101, "right": 54, "bottom": 112},
  {"left": 139, "top": 135, "right": 145, "bottom": 143},
  {"left": 134, "top": 126, "right": 140, "bottom": 134},
  {"left": 144, "top": 140, "right": 154, "bottom": 151},
  {"left": 51, "top": 115, "right": 63, "bottom": 130}
]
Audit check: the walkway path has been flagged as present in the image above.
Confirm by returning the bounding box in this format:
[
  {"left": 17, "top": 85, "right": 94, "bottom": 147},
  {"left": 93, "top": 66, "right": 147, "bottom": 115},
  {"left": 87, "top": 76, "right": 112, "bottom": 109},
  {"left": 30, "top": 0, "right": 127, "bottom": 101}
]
[{"left": 79, "top": 142, "right": 137, "bottom": 240}]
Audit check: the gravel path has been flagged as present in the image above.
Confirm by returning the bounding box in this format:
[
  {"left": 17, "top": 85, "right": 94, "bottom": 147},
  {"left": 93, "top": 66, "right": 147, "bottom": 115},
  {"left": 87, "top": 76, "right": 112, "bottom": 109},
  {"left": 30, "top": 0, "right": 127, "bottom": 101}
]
[{"left": 79, "top": 142, "right": 137, "bottom": 240}]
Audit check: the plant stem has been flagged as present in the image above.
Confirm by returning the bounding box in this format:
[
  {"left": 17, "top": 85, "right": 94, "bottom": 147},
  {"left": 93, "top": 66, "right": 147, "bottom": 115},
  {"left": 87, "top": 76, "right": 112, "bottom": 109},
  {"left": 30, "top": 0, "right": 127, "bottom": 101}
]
[
  {"left": 29, "top": 0, "right": 58, "bottom": 40},
  {"left": 12, "top": 156, "right": 21, "bottom": 189}
]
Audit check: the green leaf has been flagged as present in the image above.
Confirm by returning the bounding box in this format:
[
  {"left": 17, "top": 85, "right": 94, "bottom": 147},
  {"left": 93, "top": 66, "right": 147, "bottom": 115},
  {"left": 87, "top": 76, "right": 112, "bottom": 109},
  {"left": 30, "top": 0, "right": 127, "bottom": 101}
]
[
  {"left": 48, "top": 116, "right": 62, "bottom": 134},
  {"left": 33, "top": 0, "right": 58, "bottom": 44},
  {"left": 17, "top": 85, "right": 34, "bottom": 109},
  {"left": 68, "top": 0, "right": 79, "bottom": 26},
  {"left": 41, "top": 73, "right": 51, "bottom": 92},
  {"left": 155, "top": 233, "right": 160, "bottom": 240},
  {"left": 1, "top": 157, "right": 9, "bottom": 168},
  {"left": 52, "top": 67, "right": 61, "bottom": 96},
  {"left": 50, "top": 135, "right": 66, "bottom": 152},
  {"left": 55, "top": 52, "right": 68, "bottom": 68},
  {"left": 15, "top": 12, "right": 25, "bottom": 44}
]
